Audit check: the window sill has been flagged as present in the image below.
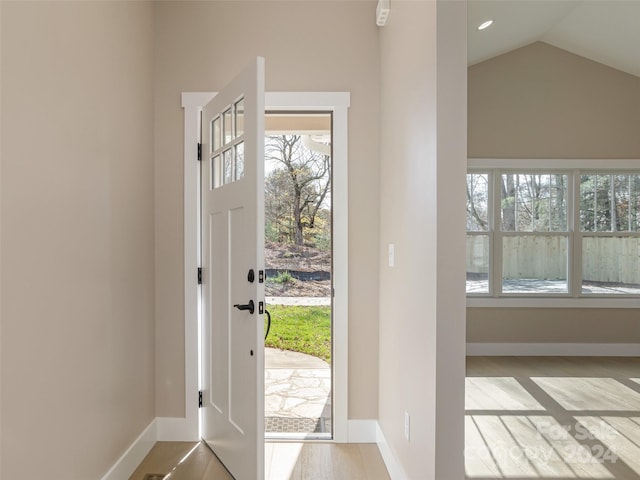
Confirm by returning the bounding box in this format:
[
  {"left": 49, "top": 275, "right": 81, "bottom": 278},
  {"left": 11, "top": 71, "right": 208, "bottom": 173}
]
[{"left": 467, "top": 296, "right": 640, "bottom": 308}]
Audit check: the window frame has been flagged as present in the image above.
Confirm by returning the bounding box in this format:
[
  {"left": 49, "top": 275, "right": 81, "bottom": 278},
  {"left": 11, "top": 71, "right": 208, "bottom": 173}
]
[
  {"left": 467, "top": 159, "right": 640, "bottom": 308},
  {"left": 577, "top": 169, "right": 640, "bottom": 297},
  {"left": 496, "top": 169, "right": 573, "bottom": 298},
  {"left": 466, "top": 170, "right": 493, "bottom": 296}
]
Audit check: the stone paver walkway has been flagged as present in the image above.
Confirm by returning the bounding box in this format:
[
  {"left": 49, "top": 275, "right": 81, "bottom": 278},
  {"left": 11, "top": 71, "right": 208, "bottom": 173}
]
[{"left": 265, "top": 348, "right": 331, "bottom": 434}]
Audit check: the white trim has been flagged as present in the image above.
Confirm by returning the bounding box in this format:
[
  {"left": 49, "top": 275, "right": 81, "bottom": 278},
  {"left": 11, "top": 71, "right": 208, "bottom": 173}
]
[
  {"left": 100, "top": 419, "right": 157, "bottom": 480},
  {"left": 467, "top": 164, "right": 640, "bottom": 304},
  {"left": 469, "top": 158, "right": 640, "bottom": 169},
  {"left": 466, "top": 343, "right": 640, "bottom": 356},
  {"left": 265, "top": 91, "right": 350, "bottom": 109},
  {"left": 100, "top": 419, "right": 413, "bottom": 479},
  {"left": 347, "top": 419, "right": 377, "bottom": 443},
  {"left": 328, "top": 95, "right": 349, "bottom": 443},
  {"left": 467, "top": 297, "right": 640, "bottom": 308},
  {"left": 182, "top": 91, "right": 350, "bottom": 443},
  {"left": 376, "top": 422, "right": 408, "bottom": 480},
  {"left": 181, "top": 94, "right": 206, "bottom": 442},
  {"left": 182, "top": 92, "right": 216, "bottom": 108}
]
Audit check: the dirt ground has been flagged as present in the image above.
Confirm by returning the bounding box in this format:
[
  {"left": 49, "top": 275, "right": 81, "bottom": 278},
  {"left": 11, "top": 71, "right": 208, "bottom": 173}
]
[{"left": 265, "top": 242, "right": 331, "bottom": 297}]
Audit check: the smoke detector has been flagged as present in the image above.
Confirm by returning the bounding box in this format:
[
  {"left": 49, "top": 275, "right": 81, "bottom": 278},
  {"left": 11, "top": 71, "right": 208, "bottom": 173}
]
[{"left": 376, "top": 0, "right": 390, "bottom": 26}]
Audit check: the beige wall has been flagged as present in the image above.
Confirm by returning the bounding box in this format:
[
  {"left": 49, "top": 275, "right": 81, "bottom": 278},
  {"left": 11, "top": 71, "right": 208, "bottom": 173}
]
[
  {"left": 469, "top": 41, "right": 640, "bottom": 159},
  {"left": 468, "top": 41, "right": 640, "bottom": 344},
  {"left": 1, "top": 2, "right": 155, "bottom": 478},
  {"left": 468, "top": 309, "right": 640, "bottom": 343},
  {"left": 379, "top": 2, "right": 466, "bottom": 478},
  {"left": 153, "top": 1, "right": 380, "bottom": 419},
  {"left": 0, "top": 1, "right": 472, "bottom": 477}
]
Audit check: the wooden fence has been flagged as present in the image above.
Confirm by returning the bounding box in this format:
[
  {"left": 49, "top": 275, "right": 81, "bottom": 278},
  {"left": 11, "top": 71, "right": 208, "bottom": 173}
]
[
  {"left": 467, "top": 235, "right": 640, "bottom": 284},
  {"left": 583, "top": 237, "right": 640, "bottom": 284}
]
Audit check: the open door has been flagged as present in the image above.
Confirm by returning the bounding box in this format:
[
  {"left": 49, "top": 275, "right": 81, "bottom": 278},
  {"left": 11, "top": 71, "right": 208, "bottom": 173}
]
[{"left": 200, "top": 57, "right": 265, "bottom": 480}]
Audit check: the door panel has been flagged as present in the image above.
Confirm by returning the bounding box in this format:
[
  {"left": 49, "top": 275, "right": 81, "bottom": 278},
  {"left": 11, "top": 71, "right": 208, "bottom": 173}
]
[
  {"left": 209, "top": 211, "right": 226, "bottom": 415},
  {"left": 201, "top": 57, "right": 265, "bottom": 480}
]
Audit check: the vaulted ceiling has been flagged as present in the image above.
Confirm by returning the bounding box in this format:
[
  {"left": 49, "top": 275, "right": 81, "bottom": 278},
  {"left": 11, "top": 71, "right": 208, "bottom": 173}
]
[{"left": 468, "top": 0, "right": 640, "bottom": 77}]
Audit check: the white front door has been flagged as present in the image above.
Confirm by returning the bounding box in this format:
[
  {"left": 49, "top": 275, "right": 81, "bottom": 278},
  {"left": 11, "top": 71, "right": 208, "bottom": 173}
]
[{"left": 200, "top": 57, "right": 265, "bottom": 480}]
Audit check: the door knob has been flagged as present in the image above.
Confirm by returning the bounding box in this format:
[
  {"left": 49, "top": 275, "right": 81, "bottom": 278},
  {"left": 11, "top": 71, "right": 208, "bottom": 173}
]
[{"left": 233, "top": 300, "right": 255, "bottom": 315}]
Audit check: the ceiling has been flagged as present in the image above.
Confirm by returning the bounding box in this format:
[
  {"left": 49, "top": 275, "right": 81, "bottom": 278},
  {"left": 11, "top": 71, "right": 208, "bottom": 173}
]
[{"left": 468, "top": 0, "right": 640, "bottom": 77}]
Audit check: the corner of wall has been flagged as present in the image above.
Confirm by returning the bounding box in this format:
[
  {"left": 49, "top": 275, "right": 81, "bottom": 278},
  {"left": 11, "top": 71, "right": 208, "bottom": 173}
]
[
  {"left": 100, "top": 419, "right": 158, "bottom": 480},
  {"left": 375, "top": 422, "right": 408, "bottom": 480}
]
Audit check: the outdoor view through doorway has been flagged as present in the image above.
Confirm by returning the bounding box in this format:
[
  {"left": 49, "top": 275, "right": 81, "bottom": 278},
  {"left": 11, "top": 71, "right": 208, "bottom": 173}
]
[{"left": 263, "top": 112, "right": 333, "bottom": 439}]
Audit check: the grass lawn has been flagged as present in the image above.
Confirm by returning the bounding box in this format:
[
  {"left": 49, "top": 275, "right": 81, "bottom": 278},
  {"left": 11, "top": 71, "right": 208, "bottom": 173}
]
[{"left": 264, "top": 305, "right": 331, "bottom": 364}]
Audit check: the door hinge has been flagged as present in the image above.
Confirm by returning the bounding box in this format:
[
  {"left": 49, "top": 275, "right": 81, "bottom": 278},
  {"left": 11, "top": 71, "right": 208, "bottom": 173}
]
[
  {"left": 198, "top": 390, "right": 203, "bottom": 408},
  {"left": 197, "top": 143, "right": 202, "bottom": 161},
  {"left": 197, "top": 267, "right": 202, "bottom": 284}
]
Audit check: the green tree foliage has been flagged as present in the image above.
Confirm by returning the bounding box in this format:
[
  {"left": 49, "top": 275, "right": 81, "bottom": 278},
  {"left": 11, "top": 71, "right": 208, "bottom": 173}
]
[
  {"left": 265, "top": 169, "right": 295, "bottom": 243},
  {"left": 580, "top": 174, "right": 640, "bottom": 232}
]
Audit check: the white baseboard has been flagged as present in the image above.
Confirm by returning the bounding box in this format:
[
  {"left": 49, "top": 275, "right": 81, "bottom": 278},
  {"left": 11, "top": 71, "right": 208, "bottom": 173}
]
[
  {"left": 102, "top": 416, "right": 198, "bottom": 479},
  {"left": 347, "top": 419, "right": 377, "bottom": 443},
  {"left": 157, "top": 416, "right": 199, "bottom": 441},
  {"left": 375, "top": 422, "right": 408, "bottom": 480},
  {"left": 101, "top": 419, "right": 157, "bottom": 480},
  {"left": 103, "top": 417, "right": 406, "bottom": 479},
  {"left": 467, "top": 342, "right": 640, "bottom": 356}
]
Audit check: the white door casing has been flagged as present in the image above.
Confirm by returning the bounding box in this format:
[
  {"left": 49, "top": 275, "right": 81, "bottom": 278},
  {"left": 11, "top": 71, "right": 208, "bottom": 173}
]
[
  {"left": 200, "top": 57, "right": 265, "bottom": 480},
  {"left": 179, "top": 92, "right": 350, "bottom": 444}
]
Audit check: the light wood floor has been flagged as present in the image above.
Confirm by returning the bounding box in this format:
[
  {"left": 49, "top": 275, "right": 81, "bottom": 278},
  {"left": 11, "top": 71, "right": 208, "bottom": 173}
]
[
  {"left": 131, "top": 357, "right": 640, "bottom": 480},
  {"left": 129, "top": 441, "right": 390, "bottom": 480},
  {"left": 466, "top": 356, "right": 640, "bottom": 480}
]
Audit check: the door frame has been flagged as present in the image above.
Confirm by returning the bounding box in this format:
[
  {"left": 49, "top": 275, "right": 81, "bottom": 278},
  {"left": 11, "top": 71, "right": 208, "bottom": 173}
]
[{"left": 181, "top": 91, "right": 350, "bottom": 442}]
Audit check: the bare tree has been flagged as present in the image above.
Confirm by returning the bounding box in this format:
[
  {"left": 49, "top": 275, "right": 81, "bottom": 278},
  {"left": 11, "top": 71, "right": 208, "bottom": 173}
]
[
  {"left": 466, "top": 174, "right": 489, "bottom": 230},
  {"left": 265, "top": 169, "right": 294, "bottom": 243},
  {"left": 501, "top": 174, "right": 516, "bottom": 231},
  {"left": 265, "top": 135, "right": 331, "bottom": 246}
]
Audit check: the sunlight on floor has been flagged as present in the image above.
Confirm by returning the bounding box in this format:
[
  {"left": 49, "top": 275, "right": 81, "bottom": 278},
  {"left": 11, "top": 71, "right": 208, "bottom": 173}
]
[
  {"left": 163, "top": 443, "right": 201, "bottom": 479},
  {"left": 465, "top": 374, "right": 640, "bottom": 479},
  {"left": 576, "top": 416, "right": 640, "bottom": 476},
  {"left": 265, "top": 442, "right": 304, "bottom": 479},
  {"left": 466, "top": 415, "right": 614, "bottom": 479},
  {"left": 466, "top": 377, "right": 545, "bottom": 411},
  {"left": 532, "top": 378, "right": 640, "bottom": 411}
]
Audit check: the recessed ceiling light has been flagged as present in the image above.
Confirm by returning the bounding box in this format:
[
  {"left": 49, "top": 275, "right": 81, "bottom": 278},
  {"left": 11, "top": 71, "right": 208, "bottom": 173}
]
[{"left": 478, "top": 20, "right": 493, "bottom": 30}]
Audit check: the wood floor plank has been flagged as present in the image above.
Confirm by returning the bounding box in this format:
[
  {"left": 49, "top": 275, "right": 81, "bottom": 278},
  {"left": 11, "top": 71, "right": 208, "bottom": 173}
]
[
  {"left": 267, "top": 442, "right": 305, "bottom": 479},
  {"left": 532, "top": 377, "right": 640, "bottom": 411},
  {"left": 167, "top": 443, "right": 233, "bottom": 480},
  {"left": 264, "top": 441, "right": 274, "bottom": 478},
  {"left": 131, "top": 358, "right": 640, "bottom": 480},
  {"left": 129, "top": 442, "right": 198, "bottom": 480},
  {"left": 465, "top": 356, "right": 640, "bottom": 480},
  {"left": 287, "top": 443, "right": 368, "bottom": 480},
  {"left": 132, "top": 441, "right": 389, "bottom": 480},
  {"left": 359, "top": 443, "right": 391, "bottom": 480}
]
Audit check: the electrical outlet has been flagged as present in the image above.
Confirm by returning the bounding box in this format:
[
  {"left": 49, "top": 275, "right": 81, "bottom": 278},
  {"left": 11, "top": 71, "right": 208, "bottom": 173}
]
[{"left": 404, "top": 411, "right": 410, "bottom": 441}]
